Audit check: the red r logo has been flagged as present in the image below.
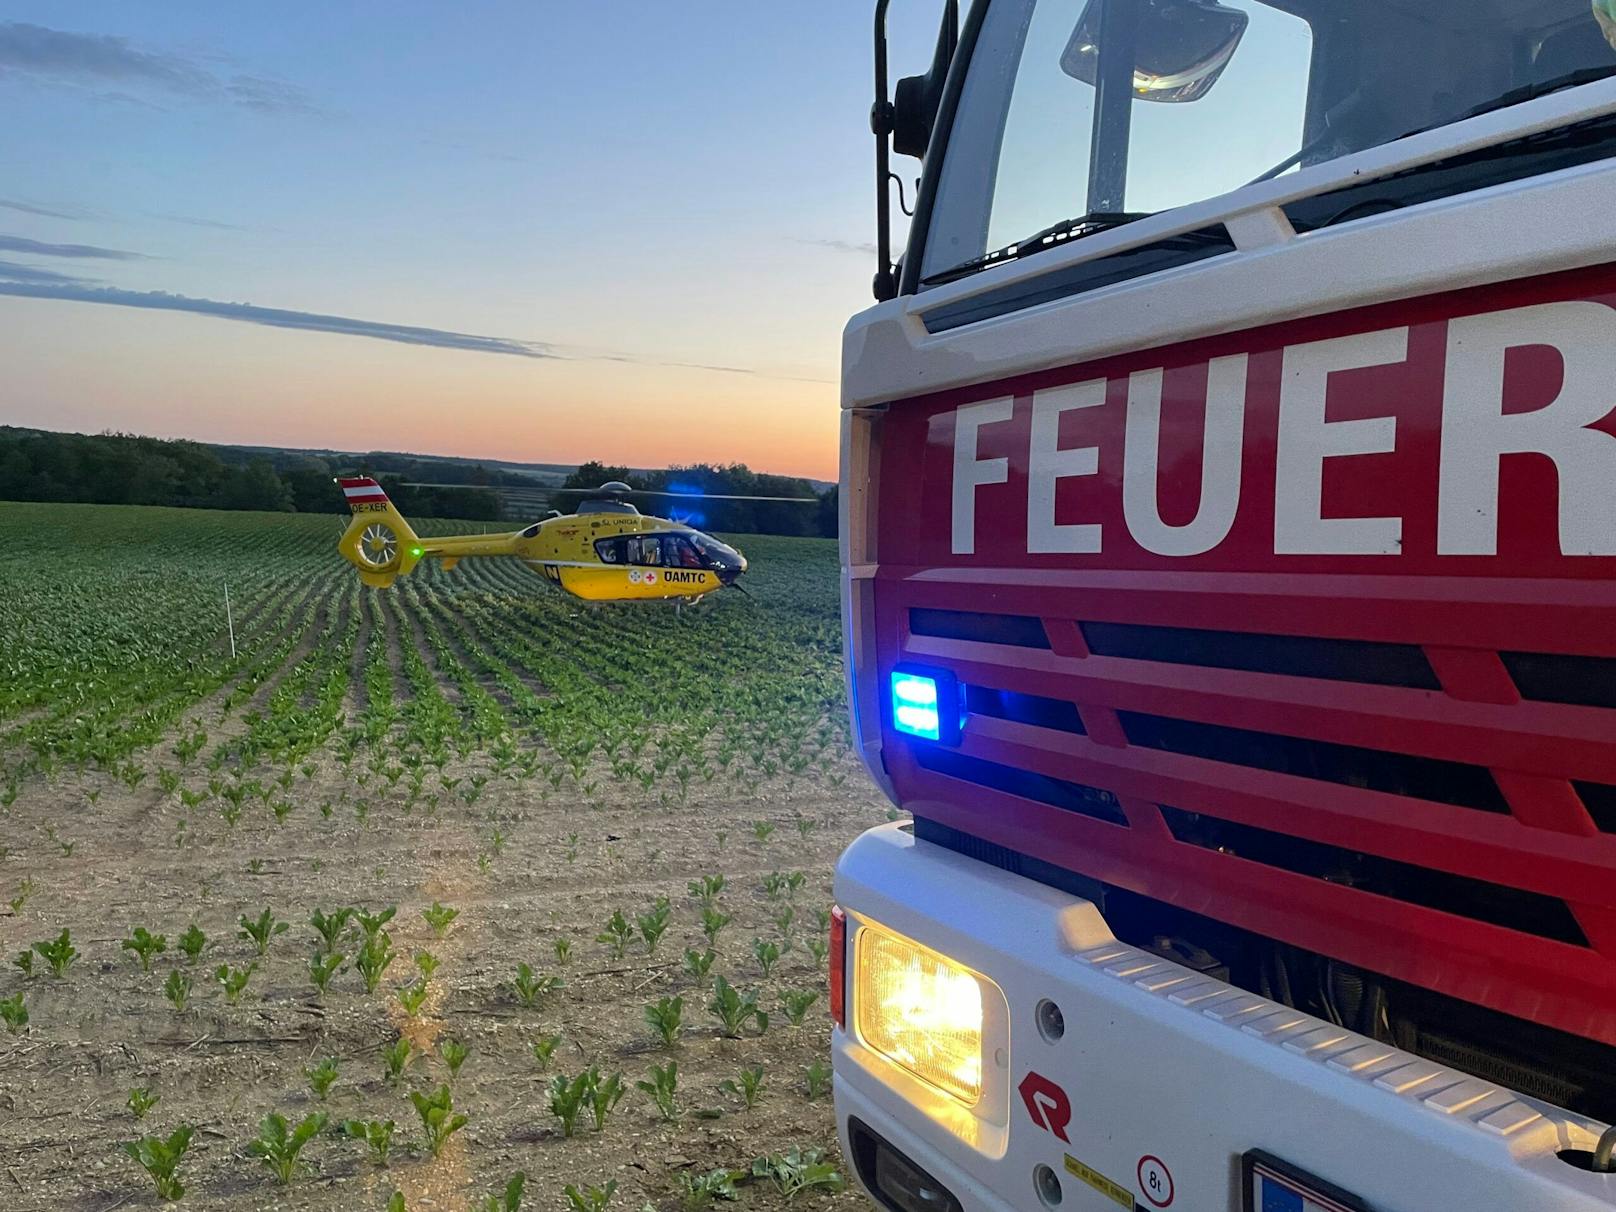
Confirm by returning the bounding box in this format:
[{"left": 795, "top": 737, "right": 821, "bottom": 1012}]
[{"left": 1017, "top": 1071, "right": 1072, "bottom": 1142}]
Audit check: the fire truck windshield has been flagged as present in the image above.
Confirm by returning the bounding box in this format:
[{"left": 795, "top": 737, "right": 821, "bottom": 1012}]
[{"left": 921, "top": 0, "right": 1616, "bottom": 283}]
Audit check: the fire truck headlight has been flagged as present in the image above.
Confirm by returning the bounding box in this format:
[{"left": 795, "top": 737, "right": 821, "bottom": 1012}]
[{"left": 856, "top": 924, "right": 984, "bottom": 1105}]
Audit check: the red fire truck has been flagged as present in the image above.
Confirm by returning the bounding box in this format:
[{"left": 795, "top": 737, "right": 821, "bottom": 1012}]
[{"left": 832, "top": 3, "right": 1616, "bottom": 1209}]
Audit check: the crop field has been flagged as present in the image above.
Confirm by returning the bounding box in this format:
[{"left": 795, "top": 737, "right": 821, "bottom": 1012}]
[{"left": 0, "top": 501, "right": 891, "bottom": 1212}]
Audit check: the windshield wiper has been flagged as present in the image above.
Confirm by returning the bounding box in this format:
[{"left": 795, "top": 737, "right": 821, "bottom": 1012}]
[
  {"left": 1253, "top": 65, "right": 1616, "bottom": 189},
  {"left": 1395, "top": 64, "right": 1616, "bottom": 145},
  {"left": 922, "top": 210, "right": 1157, "bottom": 286}
]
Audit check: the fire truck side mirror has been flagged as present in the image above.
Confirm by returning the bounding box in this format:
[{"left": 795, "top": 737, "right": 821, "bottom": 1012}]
[{"left": 892, "top": 5, "right": 960, "bottom": 159}]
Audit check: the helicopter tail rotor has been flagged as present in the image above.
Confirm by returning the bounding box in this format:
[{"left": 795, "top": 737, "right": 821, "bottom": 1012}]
[{"left": 335, "top": 478, "right": 424, "bottom": 589}]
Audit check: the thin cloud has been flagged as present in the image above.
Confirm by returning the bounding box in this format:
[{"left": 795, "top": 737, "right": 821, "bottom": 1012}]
[
  {"left": 797, "top": 237, "right": 879, "bottom": 256},
  {"left": 0, "top": 280, "right": 550, "bottom": 359},
  {"left": 145, "top": 210, "right": 252, "bottom": 232},
  {"left": 0, "top": 271, "right": 830, "bottom": 380},
  {"left": 0, "top": 234, "right": 144, "bottom": 260},
  {"left": 0, "top": 259, "right": 88, "bottom": 286},
  {"left": 0, "top": 21, "right": 318, "bottom": 115},
  {"left": 0, "top": 196, "right": 88, "bottom": 221}
]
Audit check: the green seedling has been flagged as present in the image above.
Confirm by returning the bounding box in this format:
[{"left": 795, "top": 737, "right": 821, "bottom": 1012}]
[
  {"left": 247, "top": 1110, "right": 328, "bottom": 1186},
  {"left": 761, "top": 871, "right": 789, "bottom": 901},
  {"left": 309, "top": 950, "right": 346, "bottom": 997},
  {"left": 409, "top": 1084, "right": 468, "bottom": 1157},
  {"left": 645, "top": 995, "right": 684, "bottom": 1048},
  {"left": 786, "top": 871, "right": 807, "bottom": 898},
  {"left": 237, "top": 908, "right": 289, "bottom": 956},
  {"left": 751, "top": 1147, "right": 844, "bottom": 1200},
  {"left": 676, "top": 1168, "right": 741, "bottom": 1211},
  {"left": 597, "top": 909, "right": 632, "bottom": 958},
  {"left": 398, "top": 978, "right": 430, "bottom": 1018},
  {"left": 414, "top": 950, "right": 440, "bottom": 980},
  {"left": 389, "top": 1192, "right": 407, "bottom": 1212},
  {"left": 781, "top": 989, "right": 819, "bottom": 1026},
  {"left": 306, "top": 1057, "right": 340, "bottom": 1101},
  {"left": 478, "top": 1172, "right": 527, "bottom": 1212},
  {"left": 356, "top": 931, "right": 396, "bottom": 994},
  {"left": 708, "top": 976, "right": 768, "bottom": 1038},
  {"left": 381, "top": 1036, "right": 416, "bottom": 1085},
  {"left": 773, "top": 906, "right": 796, "bottom": 937},
  {"left": 121, "top": 926, "right": 167, "bottom": 973},
  {"left": 215, "top": 962, "right": 255, "bottom": 1004},
  {"left": 123, "top": 1124, "right": 193, "bottom": 1201},
  {"left": 354, "top": 905, "right": 397, "bottom": 941},
  {"left": 636, "top": 1059, "right": 679, "bottom": 1121},
  {"left": 699, "top": 907, "right": 731, "bottom": 947},
  {"left": 343, "top": 1118, "right": 396, "bottom": 1167},
  {"left": 795, "top": 818, "right": 815, "bottom": 840},
  {"left": 177, "top": 923, "right": 207, "bottom": 963},
  {"left": 637, "top": 899, "right": 671, "bottom": 953},
  {"left": 553, "top": 936, "right": 572, "bottom": 965},
  {"left": 751, "top": 820, "right": 776, "bottom": 844},
  {"left": 512, "top": 962, "right": 562, "bottom": 1008},
  {"left": 548, "top": 1069, "right": 593, "bottom": 1138},
  {"left": 804, "top": 1060, "right": 833, "bottom": 1100},
  {"left": 422, "top": 901, "right": 459, "bottom": 937},
  {"left": 683, "top": 947, "right": 717, "bottom": 984},
  {"left": 806, "top": 935, "right": 829, "bottom": 966},
  {"left": 687, "top": 873, "right": 725, "bottom": 906},
  {"left": 310, "top": 907, "right": 353, "bottom": 952},
  {"left": 9, "top": 877, "right": 33, "bottom": 913},
  {"left": 440, "top": 1037, "right": 470, "bottom": 1081},
  {"left": 12, "top": 950, "right": 32, "bottom": 979},
  {"left": 720, "top": 1063, "right": 765, "bottom": 1110},
  {"left": 563, "top": 1180, "right": 617, "bottom": 1212},
  {"left": 33, "top": 929, "right": 77, "bottom": 977},
  {"left": 126, "top": 1086, "right": 160, "bottom": 1120},
  {"left": 590, "top": 1069, "right": 625, "bottom": 1131},
  {"left": 531, "top": 1034, "right": 561, "bottom": 1068},
  {"left": 0, "top": 991, "right": 26, "bottom": 1033},
  {"left": 164, "top": 969, "right": 193, "bottom": 1011},
  {"left": 752, "top": 938, "right": 782, "bottom": 977}
]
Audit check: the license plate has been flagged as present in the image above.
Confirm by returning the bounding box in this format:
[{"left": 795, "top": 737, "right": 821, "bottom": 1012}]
[{"left": 1242, "top": 1151, "right": 1372, "bottom": 1212}]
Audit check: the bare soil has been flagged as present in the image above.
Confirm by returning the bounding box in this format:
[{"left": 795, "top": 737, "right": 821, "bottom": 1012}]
[{"left": 0, "top": 754, "right": 892, "bottom": 1211}]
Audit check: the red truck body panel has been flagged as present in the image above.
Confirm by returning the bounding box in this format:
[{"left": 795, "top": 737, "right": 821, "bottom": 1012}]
[{"left": 870, "top": 263, "right": 1616, "bottom": 1044}]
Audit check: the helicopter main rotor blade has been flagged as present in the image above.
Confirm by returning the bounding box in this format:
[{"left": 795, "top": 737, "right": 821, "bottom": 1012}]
[{"left": 550, "top": 488, "right": 818, "bottom": 502}]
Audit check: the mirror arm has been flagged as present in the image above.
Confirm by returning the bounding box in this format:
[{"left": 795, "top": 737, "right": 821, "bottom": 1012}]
[
  {"left": 873, "top": 0, "right": 898, "bottom": 301},
  {"left": 1086, "top": 0, "right": 1141, "bottom": 214}
]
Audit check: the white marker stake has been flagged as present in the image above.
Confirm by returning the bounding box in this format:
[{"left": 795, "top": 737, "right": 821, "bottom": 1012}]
[{"left": 224, "top": 581, "right": 237, "bottom": 660}]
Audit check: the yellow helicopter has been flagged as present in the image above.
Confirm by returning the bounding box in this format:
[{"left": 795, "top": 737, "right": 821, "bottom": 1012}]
[{"left": 335, "top": 476, "right": 782, "bottom": 603}]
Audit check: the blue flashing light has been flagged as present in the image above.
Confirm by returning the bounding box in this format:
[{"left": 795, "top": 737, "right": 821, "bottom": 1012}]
[{"left": 892, "top": 669, "right": 958, "bottom": 742}]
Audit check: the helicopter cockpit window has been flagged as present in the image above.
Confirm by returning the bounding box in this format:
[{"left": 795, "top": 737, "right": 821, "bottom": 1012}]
[
  {"left": 595, "top": 538, "right": 623, "bottom": 563},
  {"left": 689, "top": 533, "right": 742, "bottom": 567}
]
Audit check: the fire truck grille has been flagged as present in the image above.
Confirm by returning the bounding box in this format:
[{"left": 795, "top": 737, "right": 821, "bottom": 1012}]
[{"left": 876, "top": 574, "right": 1616, "bottom": 1046}]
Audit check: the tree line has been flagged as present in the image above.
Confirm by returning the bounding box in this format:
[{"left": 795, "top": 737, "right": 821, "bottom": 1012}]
[
  {"left": 0, "top": 427, "right": 504, "bottom": 520},
  {"left": 0, "top": 429, "right": 836, "bottom": 535}
]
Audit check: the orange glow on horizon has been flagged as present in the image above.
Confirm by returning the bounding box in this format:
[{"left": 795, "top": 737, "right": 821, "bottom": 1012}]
[{"left": 0, "top": 298, "right": 842, "bottom": 482}]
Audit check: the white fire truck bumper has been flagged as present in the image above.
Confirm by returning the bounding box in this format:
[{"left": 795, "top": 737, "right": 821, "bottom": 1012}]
[{"left": 832, "top": 822, "right": 1616, "bottom": 1212}]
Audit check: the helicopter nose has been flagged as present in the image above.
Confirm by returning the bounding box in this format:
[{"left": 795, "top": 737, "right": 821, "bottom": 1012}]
[{"left": 717, "top": 553, "right": 747, "bottom": 585}]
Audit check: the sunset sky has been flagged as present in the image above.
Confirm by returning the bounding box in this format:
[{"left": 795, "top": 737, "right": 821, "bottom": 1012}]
[{"left": 0, "top": 3, "right": 937, "bottom": 481}]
